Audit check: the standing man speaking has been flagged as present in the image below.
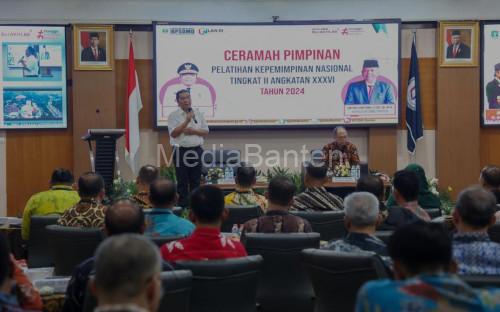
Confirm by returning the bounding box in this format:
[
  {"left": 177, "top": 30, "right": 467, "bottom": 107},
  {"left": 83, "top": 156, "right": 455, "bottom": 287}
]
[{"left": 168, "top": 89, "right": 209, "bottom": 207}]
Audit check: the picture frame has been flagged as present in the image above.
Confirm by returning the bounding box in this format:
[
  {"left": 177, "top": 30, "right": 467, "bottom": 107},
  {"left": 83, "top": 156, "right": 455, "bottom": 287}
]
[
  {"left": 439, "top": 21, "right": 479, "bottom": 67},
  {"left": 73, "top": 24, "right": 113, "bottom": 71}
]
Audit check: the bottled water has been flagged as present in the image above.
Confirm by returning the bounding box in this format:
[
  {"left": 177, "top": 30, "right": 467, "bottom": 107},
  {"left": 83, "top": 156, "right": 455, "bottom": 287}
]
[{"left": 224, "top": 166, "right": 233, "bottom": 181}]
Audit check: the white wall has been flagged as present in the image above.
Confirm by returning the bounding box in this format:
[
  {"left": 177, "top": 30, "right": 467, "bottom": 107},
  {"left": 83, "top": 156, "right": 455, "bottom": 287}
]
[{"left": 0, "top": 0, "right": 499, "bottom": 22}]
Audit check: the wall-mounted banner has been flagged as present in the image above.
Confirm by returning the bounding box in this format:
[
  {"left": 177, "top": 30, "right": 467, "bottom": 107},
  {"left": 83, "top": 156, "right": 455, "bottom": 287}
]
[
  {"left": 154, "top": 21, "right": 400, "bottom": 128},
  {"left": 0, "top": 25, "right": 67, "bottom": 129}
]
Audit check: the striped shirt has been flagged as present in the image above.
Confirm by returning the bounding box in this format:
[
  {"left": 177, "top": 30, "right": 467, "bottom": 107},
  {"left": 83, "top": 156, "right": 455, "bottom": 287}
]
[{"left": 291, "top": 187, "right": 343, "bottom": 212}]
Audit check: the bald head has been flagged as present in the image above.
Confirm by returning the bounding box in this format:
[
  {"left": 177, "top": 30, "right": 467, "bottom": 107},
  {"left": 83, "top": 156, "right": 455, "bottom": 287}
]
[
  {"left": 149, "top": 178, "right": 177, "bottom": 208},
  {"left": 333, "top": 126, "right": 348, "bottom": 145},
  {"left": 78, "top": 172, "right": 104, "bottom": 199},
  {"left": 137, "top": 165, "right": 160, "bottom": 186},
  {"left": 105, "top": 199, "right": 144, "bottom": 236}
]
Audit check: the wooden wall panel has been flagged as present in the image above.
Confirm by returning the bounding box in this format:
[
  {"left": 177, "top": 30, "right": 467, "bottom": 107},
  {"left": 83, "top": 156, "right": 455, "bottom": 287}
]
[
  {"left": 437, "top": 66, "right": 480, "bottom": 198},
  {"left": 400, "top": 58, "right": 437, "bottom": 130},
  {"left": 6, "top": 130, "right": 73, "bottom": 216},
  {"left": 115, "top": 60, "right": 153, "bottom": 129},
  {"left": 368, "top": 127, "right": 397, "bottom": 174},
  {"left": 480, "top": 128, "right": 500, "bottom": 168},
  {"left": 72, "top": 70, "right": 116, "bottom": 178}
]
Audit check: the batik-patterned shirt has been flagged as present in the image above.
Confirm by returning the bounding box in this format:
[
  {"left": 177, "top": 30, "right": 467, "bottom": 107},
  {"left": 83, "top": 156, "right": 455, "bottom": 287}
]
[
  {"left": 453, "top": 232, "right": 500, "bottom": 275},
  {"left": 160, "top": 227, "right": 247, "bottom": 262},
  {"left": 224, "top": 188, "right": 268, "bottom": 212},
  {"left": 356, "top": 273, "right": 500, "bottom": 312},
  {"left": 323, "top": 141, "right": 360, "bottom": 169},
  {"left": 57, "top": 199, "right": 106, "bottom": 228},
  {"left": 131, "top": 192, "right": 152, "bottom": 209},
  {"left": 291, "top": 187, "right": 343, "bottom": 211},
  {"left": 242, "top": 210, "right": 313, "bottom": 234}
]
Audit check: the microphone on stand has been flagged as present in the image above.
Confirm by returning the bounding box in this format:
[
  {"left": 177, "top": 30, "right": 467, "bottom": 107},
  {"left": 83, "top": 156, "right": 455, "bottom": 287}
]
[{"left": 187, "top": 107, "right": 198, "bottom": 124}]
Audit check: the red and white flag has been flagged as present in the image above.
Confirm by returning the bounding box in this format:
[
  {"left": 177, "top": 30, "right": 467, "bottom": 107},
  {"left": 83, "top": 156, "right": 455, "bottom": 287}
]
[{"left": 125, "top": 35, "right": 142, "bottom": 174}]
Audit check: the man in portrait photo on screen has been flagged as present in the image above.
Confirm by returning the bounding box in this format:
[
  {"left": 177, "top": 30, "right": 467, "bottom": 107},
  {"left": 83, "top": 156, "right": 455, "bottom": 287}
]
[
  {"left": 344, "top": 59, "right": 395, "bottom": 105},
  {"left": 18, "top": 46, "right": 39, "bottom": 77},
  {"left": 168, "top": 89, "right": 209, "bottom": 207},
  {"left": 446, "top": 30, "right": 471, "bottom": 59},
  {"left": 81, "top": 32, "right": 106, "bottom": 62},
  {"left": 486, "top": 63, "right": 500, "bottom": 109}
]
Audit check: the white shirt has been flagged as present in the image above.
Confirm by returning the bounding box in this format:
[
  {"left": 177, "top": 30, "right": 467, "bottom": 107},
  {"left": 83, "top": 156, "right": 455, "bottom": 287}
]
[
  {"left": 23, "top": 55, "right": 39, "bottom": 77},
  {"left": 168, "top": 108, "right": 209, "bottom": 147}
]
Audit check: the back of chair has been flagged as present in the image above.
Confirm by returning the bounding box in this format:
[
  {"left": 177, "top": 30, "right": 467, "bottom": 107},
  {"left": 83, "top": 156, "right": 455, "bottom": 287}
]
[
  {"left": 221, "top": 205, "right": 262, "bottom": 232},
  {"left": 27, "top": 215, "right": 60, "bottom": 268},
  {"left": 488, "top": 223, "right": 500, "bottom": 243},
  {"left": 174, "top": 255, "right": 263, "bottom": 312},
  {"left": 243, "top": 233, "right": 320, "bottom": 312},
  {"left": 461, "top": 275, "right": 500, "bottom": 288},
  {"left": 290, "top": 211, "right": 346, "bottom": 241},
  {"left": 46, "top": 225, "right": 103, "bottom": 276},
  {"left": 302, "top": 249, "right": 389, "bottom": 312},
  {"left": 426, "top": 208, "right": 442, "bottom": 219},
  {"left": 149, "top": 235, "right": 186, "bottom": 248},
  {"left": 160, "top": 270, "right": 193, "bottom": 312}
]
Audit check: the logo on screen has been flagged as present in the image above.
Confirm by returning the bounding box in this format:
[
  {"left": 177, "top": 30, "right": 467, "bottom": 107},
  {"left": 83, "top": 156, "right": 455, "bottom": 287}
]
[
  {"left": 492, "top": 31, "right": 500, "bottom": 39},
  {"left": 168, "top": 28, "right": 195, "bottom": 35}
]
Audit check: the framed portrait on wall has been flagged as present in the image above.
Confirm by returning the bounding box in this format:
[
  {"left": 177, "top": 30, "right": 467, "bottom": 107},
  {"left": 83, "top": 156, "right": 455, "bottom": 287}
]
[
  {"left": 481, "top": 21, "right": 500, "bottom": 126},
  {"left": 439, "top": 21, "right": 479, "bottom": 67},
  {"left": 73, "top": 25, "right": 113, "bottom": 70}
]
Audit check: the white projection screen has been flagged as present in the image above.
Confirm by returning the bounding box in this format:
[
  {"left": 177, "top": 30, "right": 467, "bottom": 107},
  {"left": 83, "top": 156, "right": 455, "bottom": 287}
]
[{"left": 154, "top": 20, "right": 400, "bottom": 129}]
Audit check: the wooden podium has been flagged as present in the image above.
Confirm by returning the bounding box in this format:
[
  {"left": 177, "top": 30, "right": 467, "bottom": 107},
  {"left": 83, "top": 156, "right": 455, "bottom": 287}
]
[{"left": 82, "top": 129, "right": 125, "bottom": 194}]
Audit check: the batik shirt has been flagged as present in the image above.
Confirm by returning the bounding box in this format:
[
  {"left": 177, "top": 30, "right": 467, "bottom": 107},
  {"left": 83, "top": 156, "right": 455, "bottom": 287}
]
[
  {"left": 242, "top": 210, "right": 313, "bottom": 234},
  {"left": 131, "top": 192, "right": 152, "bottom": 209},
  {"left": 323, "top": 141, "right": 360, "bottom": 169},
  {"left": 161, "top": 227, "right": 247, "bottom": 262},
  {"left": 224, "top": 188, "right": 268, "bottom": 212},
  {"left": 356, "top": 273, "right": 500, "bottom": 312},
  {"left": 57, "top": 199, "right": 106, "bottom": 228},
  {"left": 291, "top": 187, "right": 343, "bottom": 211},
  {"left": 453, "top": 232, "right": 500, "bottom": 275}
]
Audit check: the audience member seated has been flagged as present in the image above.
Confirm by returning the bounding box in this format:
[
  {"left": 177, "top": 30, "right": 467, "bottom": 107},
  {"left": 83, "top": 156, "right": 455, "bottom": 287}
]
[
  {"left": 161, "top": 185, "right": 247, "bottom": 262},
  {"left": 22, "top": 168, "right": 80, "bottom": 240},
  {"left": 379, "top": 170, "right": 430, "bottom": 230},
  {"left": 386, "top": 163, "right": 441, "bottom": 210},
  {"left": 11, "top": 254, "right": 43, "bottom": 310},
  {"left": 63, "top": 199, "right": 170, "bottom": 312},
  {"left": 355, "top": 222, "right": 500, "bottom": 311},
  {"left": 356, "top": 174, "right": 387, "bottom": 214},
  {"left": 224, "top": 164, "right": 267, "bottom": 212},
  {"left": 479, "top": 165, "right": 500, "bottom": 204},
  {"left": 0, "top": 234, "right": 32, "bottom": 312},
  {"left": 92, "top": 234, "right": 162, "bottom": 312},
  {"left": 323, "top": 192, "right": 387, "bottom": 259},
  {"left": 131, "top": 165, "right": 160, "bottom": 209},
  {"left": 242, "top": 176, "right": 312, "bottom": 233},
  {"left": 291, "top": 161, "right": 343, "bottom": 211},
  {"left": 452, "top": 186, "right": 500, "bottom": 275},
  {"left": 145, "top": 178, "right": 195, "bottom": 237},
  {"left": 58, "top": 172, "right": 107, "bottom": 228}
]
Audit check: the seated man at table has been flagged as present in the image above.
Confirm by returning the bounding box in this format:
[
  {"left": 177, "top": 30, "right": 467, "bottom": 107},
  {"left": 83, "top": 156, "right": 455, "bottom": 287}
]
[
  {"left": 379, "top": 170, "right": 430, "bottom": 230},
  {"left": 323, "top": 192, "right": 387, "bottom": 257},
  {"left": 225, "top": 164, "right": 268, "bottom": 212},
  {"left": 58, "top": 172, "right": 107, "bottom": 228},
  {"left": 452, "top": 186, "right": 500, "bottom": 275},
  {"left": 322, "top": 126, "right": 360, "bottom": 170},
  {"left": 21, "top": 168, "right": 80, "bottom": 240},
  {"left": 291, "top": 161, "right": 343, "bottom": 212},
  {"left": 161, "top": 185, "right": 247, "bottom": 262},
  {"left": 131, "top": 165, "right": 160, "bottom": 209},
  {"left": 242, "top": 176, "right": 312, "bottom": 233},
  {"left": 355, "top": 222, "right": 500, "bottom": 311},
  {"left": 144, "top": 178, "right": 195, "bottom": 237},
  {"left": 92, "top": 235, "right": 162, "bottom": 312},
  {"left": 64, "top": 199, "right": 173, "bottom": 312},
  {"left": 479, "top": 165, "right": 500, "bottom": 204}
]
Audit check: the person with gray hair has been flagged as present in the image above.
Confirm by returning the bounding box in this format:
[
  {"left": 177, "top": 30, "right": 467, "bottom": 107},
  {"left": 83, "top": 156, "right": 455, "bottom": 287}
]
[
  {"left": 452, "top": 186, "right": 500, "bottom": 275},
  {"left": 323, "top": 192, "right": 387, "bottom": 257},
  {"left": 92, "top": 234, "right": 162, "bottom": 312},
  {"left": 322, "top": 126, "right": 360, "bottom": 171}
]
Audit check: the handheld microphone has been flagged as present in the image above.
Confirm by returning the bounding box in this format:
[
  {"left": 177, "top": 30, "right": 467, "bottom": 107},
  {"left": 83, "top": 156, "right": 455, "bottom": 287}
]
[{"left": 188, "top": 107, "right": 198, "bottom": 124}]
